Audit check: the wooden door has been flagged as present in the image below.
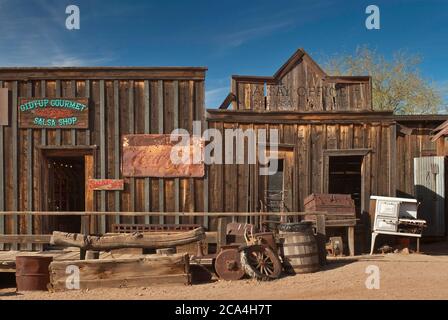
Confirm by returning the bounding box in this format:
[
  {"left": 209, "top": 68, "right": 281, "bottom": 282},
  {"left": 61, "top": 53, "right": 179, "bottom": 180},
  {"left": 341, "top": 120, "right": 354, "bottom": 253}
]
[{"left": 259, "top": 149, "right": 295, "bottom": 213}]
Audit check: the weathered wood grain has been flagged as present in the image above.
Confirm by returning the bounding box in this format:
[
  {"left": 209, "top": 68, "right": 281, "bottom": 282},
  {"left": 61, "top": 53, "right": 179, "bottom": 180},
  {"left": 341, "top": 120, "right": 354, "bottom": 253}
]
[
  {"left": 50, "top": 227, "right": 205, "bottom": 250},
  {"left": 49, "top": 253, "right": 191, "bottom": 291}
]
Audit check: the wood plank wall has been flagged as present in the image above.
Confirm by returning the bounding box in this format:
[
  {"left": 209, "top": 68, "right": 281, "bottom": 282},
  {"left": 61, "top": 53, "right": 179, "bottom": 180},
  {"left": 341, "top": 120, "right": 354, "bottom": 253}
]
[
  {"left": 206, "top": 118, "right": 395, "bottom": 228},
  {"left": 0, "top": 71, "right": 206, "bottom": 248},
  {"left": 232, "top": 57, "right": 371, "bottom": 112},
  {"left": 0, "top": 70, "right": 446, "bottom": 247}
]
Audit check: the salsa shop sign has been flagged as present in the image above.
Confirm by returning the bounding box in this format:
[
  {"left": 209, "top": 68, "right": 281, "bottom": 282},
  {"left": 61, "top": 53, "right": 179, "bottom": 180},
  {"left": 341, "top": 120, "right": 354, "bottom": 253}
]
[{"left": 18, "top": 98, "right": 89, "bottom": 129}]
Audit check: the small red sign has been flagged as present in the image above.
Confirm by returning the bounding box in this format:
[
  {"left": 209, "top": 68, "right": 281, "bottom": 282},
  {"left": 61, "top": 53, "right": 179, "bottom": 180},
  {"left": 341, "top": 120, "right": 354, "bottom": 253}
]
[{"left": 88, "top": 179, "right": 124, "bottom": 191}]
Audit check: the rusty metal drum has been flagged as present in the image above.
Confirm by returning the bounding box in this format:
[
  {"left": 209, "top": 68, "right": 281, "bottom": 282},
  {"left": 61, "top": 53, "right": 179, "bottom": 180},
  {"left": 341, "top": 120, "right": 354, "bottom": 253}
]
[
  {"left": 15, "top": 255, "right": 53, "bottom": 291},
  {"left": 279, "top": 222, "right": 320, "bottom": 274}
]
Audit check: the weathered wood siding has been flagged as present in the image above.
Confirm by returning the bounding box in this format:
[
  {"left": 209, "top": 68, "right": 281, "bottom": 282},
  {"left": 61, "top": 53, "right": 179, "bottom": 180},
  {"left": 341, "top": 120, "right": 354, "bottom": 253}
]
[
  {"left": 231, "top": 51, "right": 372, "bottom": 112},
  {"left": 0, "top": 68, "right": 206, "bottom": 248},
  {"left": 206, "top": 110, "right": 397, "bottom": 229}
]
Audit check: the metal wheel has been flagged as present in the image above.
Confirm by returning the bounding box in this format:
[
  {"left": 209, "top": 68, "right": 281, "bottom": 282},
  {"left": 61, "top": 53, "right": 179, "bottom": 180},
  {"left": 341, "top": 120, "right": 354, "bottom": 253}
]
[
  {"left": 240, "top": 245, "right": 282, "bottom": 281},
  {"left": 215, "top": 248, "right": 245, "bottom": 281}
]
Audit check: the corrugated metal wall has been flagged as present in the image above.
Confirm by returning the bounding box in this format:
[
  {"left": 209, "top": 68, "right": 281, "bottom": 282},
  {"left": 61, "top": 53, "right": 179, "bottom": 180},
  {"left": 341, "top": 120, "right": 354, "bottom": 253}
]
[{"left": 414, "top": 156, "right": 446, "bottom": 236}]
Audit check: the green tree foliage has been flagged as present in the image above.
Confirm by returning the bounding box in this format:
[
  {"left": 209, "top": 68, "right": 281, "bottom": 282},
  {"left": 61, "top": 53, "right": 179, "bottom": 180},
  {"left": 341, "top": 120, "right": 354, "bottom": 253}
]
[{"left": 323, "top": 46, "right": 445, "bottom": 114}]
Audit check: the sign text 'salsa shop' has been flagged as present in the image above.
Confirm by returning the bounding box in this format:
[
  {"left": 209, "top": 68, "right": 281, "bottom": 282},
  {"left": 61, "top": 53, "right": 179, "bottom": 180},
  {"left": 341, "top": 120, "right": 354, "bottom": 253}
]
[{"left": 18, "top": 97, "right": 89, "bottom": 129}]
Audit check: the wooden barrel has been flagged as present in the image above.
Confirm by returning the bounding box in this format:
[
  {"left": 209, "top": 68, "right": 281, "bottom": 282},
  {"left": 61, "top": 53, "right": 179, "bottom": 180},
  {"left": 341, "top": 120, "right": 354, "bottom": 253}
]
[
  {"left": 16, "top": 255, "right": 53, "bottom": 291},
  {"left": 279, "top": 222, "right": 320, "bottom": 274}
]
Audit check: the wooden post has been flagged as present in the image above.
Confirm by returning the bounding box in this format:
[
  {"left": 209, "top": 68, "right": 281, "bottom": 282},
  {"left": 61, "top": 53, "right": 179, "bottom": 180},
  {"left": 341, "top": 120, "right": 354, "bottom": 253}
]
[
  {"left": 26, "top": 83, "right": 33, "bottom": 251},
  {"left": 84, "top": 154, "right": 94, "bottom": 260},
  {"left": 0, "top": 81, "right": 3, "bottom": 251},
  {"left": 144, "top": 80, "right": 151, "bottom": 224},
  {"left": 114, "top": 81, "right": 121, "bottom": 224},
  {"left": 55, "top": 80, "right": 61, "bottom": 145},
  {"left": 99, "top": 80, "right": 106, "bottom": 234},
  {"left": 71, "top": 80, "right": 77, "bottom": 146},
  {"left": 158, "top": 80, "right": 165, "bottom": 225},
  {"left": 315, "top": 214, "right": 327, "bottom": 266},
  {"left": 217, "top": 216, "right": 227, "bottom": 252},
  {"left": 173, "top": 81, "right": 180, "bottom": 225},
  {"left": 11, "top": 81, "right": 18, "bottom": 250},
  {"left": 85, "top": 80, "right": 91, "bottom": 145}
]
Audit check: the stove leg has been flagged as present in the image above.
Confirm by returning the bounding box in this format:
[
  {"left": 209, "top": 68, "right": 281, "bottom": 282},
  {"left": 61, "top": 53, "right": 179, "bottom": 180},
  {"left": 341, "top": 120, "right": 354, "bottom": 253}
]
[
  {"left": 370, "top": 232, "right": 378, "bottom": 255},
  {"left": 417, "top": 238, "right": 420, "bottom": 253},
  {"left": 348, "top": 226, "right": 355, "bottom": 256}
]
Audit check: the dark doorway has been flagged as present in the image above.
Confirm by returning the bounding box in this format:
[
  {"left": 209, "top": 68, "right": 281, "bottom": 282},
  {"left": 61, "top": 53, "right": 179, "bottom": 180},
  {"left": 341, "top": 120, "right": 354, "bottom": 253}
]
[
  {"left": 328, "top": 155, "right": 362, "bottom": 213},
  {"left": 266, "top": 159, "right": 284, "bottom": 212},
  {"left": 45, "top": 156, "right": 84, "bottom": 233}
]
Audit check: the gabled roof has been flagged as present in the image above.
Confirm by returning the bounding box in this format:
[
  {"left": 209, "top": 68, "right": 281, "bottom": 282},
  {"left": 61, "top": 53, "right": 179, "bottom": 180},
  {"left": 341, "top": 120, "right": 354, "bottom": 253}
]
[{"left": 231, "top": 48, "right": 370, "bottom": 83}]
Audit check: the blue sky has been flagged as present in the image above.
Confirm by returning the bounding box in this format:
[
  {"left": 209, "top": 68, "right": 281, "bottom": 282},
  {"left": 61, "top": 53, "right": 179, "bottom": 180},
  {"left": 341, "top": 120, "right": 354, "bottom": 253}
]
[{"left": 0, "top": 0, "right": 447, "bottom": 108}]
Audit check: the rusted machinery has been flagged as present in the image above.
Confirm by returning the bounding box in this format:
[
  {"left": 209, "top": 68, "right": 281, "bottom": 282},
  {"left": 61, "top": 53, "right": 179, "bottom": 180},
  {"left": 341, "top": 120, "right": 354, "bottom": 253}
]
[
  {"left": 214, "top": 228, "right": 282, "bottom": 281},
  {"left": 109, "top": 221, "right": 320, "bottom": 282}
]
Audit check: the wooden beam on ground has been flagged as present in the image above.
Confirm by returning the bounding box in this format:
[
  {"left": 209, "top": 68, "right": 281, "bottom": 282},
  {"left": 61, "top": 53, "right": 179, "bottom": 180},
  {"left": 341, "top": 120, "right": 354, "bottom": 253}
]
[
  {"left": 49, "top": 253, "right": 190, "bottom": 291},
  {"left": 50, "top": 227, "right": 206, "bottom": 251},
  {"left": 0, "top": 235, "right": 52, "bottom": 244}
]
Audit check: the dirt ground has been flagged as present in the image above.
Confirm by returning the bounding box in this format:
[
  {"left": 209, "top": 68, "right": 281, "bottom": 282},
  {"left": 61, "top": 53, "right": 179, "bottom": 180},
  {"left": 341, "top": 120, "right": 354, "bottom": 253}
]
[{"left": 1, "top": 242, "right": 448, "bottom": 300}]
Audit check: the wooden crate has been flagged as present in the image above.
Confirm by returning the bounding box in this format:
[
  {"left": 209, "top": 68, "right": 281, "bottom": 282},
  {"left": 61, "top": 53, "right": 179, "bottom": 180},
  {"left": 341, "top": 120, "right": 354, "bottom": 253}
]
[{"left": 304, "top": 193, "right": 356, "bottom": 224}]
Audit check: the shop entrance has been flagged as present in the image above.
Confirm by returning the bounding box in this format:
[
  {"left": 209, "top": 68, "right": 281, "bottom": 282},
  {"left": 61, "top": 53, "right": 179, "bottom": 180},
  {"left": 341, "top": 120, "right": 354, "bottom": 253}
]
[
  {"left": 41, "top": 149, "right": 94, "bottom": 234},
  {"left": 328, "top": 155, "right": 363, "bottom": 213}
]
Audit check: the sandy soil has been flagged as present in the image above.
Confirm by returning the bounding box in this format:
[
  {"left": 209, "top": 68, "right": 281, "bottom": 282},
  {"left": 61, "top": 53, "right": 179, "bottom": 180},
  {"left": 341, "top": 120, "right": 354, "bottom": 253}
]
[
  {"left": 1, "top": 250, "right": 448, "bottom": 300},
  {"left": 0, "top": 254, "right": 448, "bottom": 300}
]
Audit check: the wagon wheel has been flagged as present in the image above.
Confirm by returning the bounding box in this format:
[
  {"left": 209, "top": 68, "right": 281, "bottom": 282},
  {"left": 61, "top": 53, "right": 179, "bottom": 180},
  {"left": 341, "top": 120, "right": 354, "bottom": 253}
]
[{"left": 240, "top": 245, "right": 282, "bottom": 281}]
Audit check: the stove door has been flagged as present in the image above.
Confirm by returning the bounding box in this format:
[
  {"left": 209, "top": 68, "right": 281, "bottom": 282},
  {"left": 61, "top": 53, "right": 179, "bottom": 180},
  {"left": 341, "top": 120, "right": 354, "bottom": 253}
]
[
  {"left": 376, "top": 200, "right": 399, "bottom": 218},
  {"left": 375, "top": 216, "right": 398, "bottom": 232}
]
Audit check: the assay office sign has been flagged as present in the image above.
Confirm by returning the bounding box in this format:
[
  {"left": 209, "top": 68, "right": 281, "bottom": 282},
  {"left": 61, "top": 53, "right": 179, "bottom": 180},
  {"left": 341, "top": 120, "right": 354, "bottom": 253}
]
[{"left": 18, "top": 98, "right": 89, "bottom": 129}]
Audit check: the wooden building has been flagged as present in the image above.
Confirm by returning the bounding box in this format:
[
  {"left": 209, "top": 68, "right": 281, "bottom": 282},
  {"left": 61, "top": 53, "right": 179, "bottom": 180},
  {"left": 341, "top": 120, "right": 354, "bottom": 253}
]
[
  {"left": 0, "top": 67, "right": 207, "bottom": 249},
  {"left": 209, "top": 49, "right": 448, "bottom": 241},
  {"left": 0, "top": 48, "right": 447, "bottom": 252}
]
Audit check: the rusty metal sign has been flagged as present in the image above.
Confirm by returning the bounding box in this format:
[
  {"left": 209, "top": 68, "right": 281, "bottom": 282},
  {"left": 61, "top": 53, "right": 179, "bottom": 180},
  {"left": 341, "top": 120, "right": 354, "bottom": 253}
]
[
  {"left": 122, "top": 134, "right": 205, "bottom": 178},
  {"left": 87, "top": 179, "right": 124, "bottom": 191},
  {"left": 18, "top": 97, "right": 89, "bottom": 129}
]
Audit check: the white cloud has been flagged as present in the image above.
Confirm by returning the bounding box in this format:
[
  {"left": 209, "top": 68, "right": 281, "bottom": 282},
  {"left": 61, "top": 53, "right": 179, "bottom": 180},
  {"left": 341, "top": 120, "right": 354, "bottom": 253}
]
[
  {"left": 206, "top": 86, "right": 229, "bottom": 108},
  {"left": 218, "top": 20, "right": 295, "bottom": 48},
  {"left": 0, "top": 0, "right": 115, "bottom": 66}
]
